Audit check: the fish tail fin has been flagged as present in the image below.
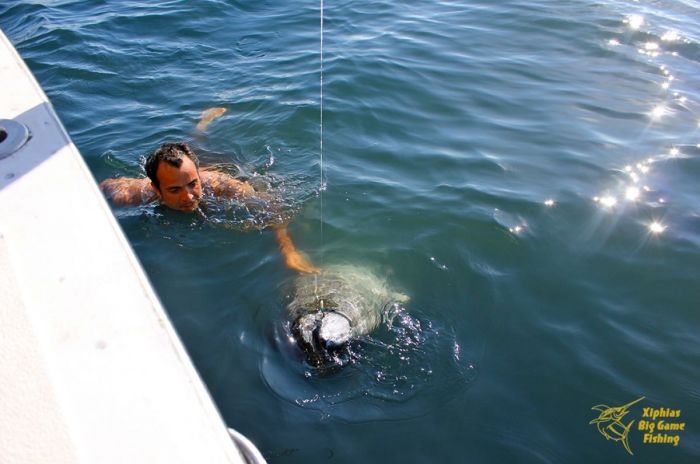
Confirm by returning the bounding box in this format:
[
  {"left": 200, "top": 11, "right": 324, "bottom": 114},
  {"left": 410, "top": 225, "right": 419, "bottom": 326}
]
[{"left": 622, "top": 420, "right": 635, "bottom": 455}]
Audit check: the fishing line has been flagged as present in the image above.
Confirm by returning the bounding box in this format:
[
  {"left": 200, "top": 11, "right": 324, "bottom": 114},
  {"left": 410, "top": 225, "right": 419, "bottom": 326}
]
[
  {"left": 314, "top": 0, "right": 325, "bottom": 301},
  {"left": 319, "top": 0, "right": 325, "bottom": 262}
]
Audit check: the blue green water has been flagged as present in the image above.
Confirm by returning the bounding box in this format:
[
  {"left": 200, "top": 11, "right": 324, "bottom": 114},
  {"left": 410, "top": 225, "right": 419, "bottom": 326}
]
[{"left": 3, "top": 1, "right": 700, "bottom": 462}]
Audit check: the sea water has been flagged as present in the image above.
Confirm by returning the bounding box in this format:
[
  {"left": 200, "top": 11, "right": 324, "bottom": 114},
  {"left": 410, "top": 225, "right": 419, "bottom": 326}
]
[{"left": 2, "top": 1, "right": 699, "bottom": 462}]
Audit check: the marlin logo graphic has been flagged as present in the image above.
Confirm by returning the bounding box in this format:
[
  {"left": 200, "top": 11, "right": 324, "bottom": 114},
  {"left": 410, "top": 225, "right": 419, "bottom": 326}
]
[{"left": 590, "top": 396, "right": 645, "bottom": 455}]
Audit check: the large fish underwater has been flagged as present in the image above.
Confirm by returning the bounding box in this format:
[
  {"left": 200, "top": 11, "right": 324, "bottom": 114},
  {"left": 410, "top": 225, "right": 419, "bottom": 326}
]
[{"left": 286, "top": 264, "right": 409, "bottom": 369}]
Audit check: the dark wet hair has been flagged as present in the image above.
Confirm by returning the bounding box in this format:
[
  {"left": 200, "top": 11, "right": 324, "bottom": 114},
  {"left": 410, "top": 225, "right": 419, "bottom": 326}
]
[{"left": 145, "top": 142, "right": 200, "bottom": 189}]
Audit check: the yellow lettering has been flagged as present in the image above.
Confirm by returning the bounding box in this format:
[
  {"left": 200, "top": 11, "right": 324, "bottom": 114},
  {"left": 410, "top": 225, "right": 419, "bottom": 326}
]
[
  {"left": 641, "top": 433, "right": 682, "bottom": 446},
  {"left": 657, "top": 421, "right": 685, "bottom": 431},
  {"left": 637, "top": 420, "right": 655, "bottom": 433}
]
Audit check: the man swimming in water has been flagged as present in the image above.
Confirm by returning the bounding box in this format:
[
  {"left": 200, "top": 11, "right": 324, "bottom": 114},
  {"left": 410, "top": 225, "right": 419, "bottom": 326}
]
[{"left": 99, "top": 110, "right": 318, "bottom": 273}]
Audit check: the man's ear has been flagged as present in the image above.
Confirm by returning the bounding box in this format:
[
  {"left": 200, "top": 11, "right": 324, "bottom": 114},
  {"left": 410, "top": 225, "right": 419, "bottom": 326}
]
[{"left": 150, "top": 182, "right": 161, "bottom": 197}]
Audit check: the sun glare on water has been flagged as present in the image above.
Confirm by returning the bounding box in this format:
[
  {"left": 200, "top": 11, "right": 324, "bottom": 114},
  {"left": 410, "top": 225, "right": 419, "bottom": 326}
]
[
  {"left": 649, "top": 222, "right": 666, "bottom": 234},
  {"left": 626, "top": 14, "right": 644, "bottom": 30}
]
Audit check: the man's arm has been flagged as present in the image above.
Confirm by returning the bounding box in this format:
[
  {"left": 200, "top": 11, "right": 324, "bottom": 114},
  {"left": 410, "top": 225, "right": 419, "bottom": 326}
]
[
  {"left": 200, "top": 171, "right": 319, "bottom": 273},
  {"left": 99, "top": 177, "right": 156, "bottom": 207},
  {"left": 274, "top": 226, "right": 320, "bottom": 273}
]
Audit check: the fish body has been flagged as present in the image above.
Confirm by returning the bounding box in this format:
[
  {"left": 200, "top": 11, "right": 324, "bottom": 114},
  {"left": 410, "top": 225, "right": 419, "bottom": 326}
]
[{"left": 286, "top": 264, "right": 408, "bottom": 366}]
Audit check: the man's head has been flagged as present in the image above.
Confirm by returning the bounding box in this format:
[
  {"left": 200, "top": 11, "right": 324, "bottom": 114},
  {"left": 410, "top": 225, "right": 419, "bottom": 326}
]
[{"left": 145, "top": 142, "right": 202, "bottom": 212}]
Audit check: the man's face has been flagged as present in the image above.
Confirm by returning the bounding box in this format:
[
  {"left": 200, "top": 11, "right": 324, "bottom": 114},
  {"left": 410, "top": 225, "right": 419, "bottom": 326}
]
[{"left": 153, "top": 156, "right": 202, "bottom": 212}]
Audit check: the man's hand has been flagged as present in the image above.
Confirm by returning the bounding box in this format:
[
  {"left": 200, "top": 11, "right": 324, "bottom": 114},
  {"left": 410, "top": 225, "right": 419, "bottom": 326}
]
[
  {"left": 283, "top": 249, "right": 321, "bottom": 274},
  {"left": 196, "top": 107, "right": 227, "bottom": 132},
  {"left": 275, "top": 227, "right": 320, "bottom": 273}
]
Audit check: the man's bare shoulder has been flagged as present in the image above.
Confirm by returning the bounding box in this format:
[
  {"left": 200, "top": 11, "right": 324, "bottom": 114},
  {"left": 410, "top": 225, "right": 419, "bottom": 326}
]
[
  {"left": 199, "top": 168, "right": 230, "bottom": 181},
  {"left": 99, "top": 177, "right": 156, "bottom": 207},
  {"left": 200, "top": 169, "right": 254, "bottom": 197}
]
